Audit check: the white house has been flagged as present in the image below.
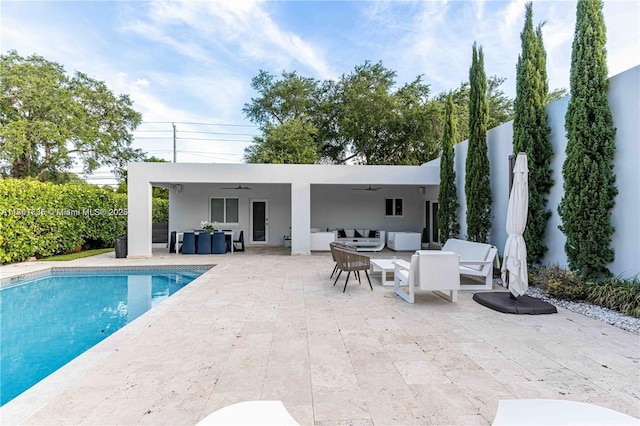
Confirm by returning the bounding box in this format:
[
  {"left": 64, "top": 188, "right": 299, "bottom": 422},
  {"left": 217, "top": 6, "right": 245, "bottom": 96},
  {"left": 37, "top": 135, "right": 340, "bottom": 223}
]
[{"left": 128, "top": 65, "right": 639, "bottom": 278}]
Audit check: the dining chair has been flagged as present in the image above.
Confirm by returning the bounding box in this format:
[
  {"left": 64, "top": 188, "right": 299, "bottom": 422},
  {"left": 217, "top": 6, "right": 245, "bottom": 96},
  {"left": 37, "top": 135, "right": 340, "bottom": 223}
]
[
  {"left": 233, "top": 230, "right": 245, "bottom": 252},
  {"left": 182, "top": 232, "right": 196, "bottom": 254},
  {"left": 197, "top": 232, "right": 212, "bottom": 254},
  {"left": 212, "top": 232, "right": 227, "bottom": 254}
]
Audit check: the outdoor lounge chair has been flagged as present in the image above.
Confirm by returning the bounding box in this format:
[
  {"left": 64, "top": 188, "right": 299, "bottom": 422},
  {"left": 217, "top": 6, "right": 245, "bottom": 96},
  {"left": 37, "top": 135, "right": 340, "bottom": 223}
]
[
  {"left": 332, "top": 246, "right": 372, "bottom": 293},
  {"left": 441, "top": 238, "right": 499, "bottom": 290},
  {"left": 393, "top": 251, "right": 460, "bottom": 303}
]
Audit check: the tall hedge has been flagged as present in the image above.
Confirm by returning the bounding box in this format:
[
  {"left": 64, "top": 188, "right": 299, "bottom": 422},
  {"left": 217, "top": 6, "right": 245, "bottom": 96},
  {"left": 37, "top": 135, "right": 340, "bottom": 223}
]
[
  {"left": 0, "top": 179, "right": 127, "bottom": 263},
  {"left": 465, "top": 43, "right": 492, "bottom": 243},
  {"left": 558, "top": 0, "right": 617, "bottom": 280},
  {"left": 437, "top": 94, "right": 459, "bottom": 243},
  {"left": 513, "top": 3, "right": 553, "bottom": 265}
]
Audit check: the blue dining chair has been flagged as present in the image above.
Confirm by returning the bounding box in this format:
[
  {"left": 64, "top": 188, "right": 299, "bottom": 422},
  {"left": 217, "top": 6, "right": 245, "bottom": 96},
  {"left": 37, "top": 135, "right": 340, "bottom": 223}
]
[
  {"left": 212, "top": 232, "right": 227, "bottom": 254},
  {"left": 197, "top": 232, "right": 212, "bottom": 254},
  {"left": 169, "top": 231, "right": 177, "bottom": 253},
  {"left": 182, "top": 232, "right": 196, "bottom": 254}
]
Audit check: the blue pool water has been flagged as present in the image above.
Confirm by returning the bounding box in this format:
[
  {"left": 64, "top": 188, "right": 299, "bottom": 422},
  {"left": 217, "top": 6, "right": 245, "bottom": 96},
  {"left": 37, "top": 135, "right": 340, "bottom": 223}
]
[{"left": 0, "top": 268, "right": 208, "bottom": 406}]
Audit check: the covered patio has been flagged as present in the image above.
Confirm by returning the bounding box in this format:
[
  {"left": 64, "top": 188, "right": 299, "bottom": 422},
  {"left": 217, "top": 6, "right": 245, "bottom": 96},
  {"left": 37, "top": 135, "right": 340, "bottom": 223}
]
[
  {"left": 126, "top": 162, "right": 441, "bottom": 257},
  {"left": 2, "top": 247, "right": 638, "bottom": 424}
]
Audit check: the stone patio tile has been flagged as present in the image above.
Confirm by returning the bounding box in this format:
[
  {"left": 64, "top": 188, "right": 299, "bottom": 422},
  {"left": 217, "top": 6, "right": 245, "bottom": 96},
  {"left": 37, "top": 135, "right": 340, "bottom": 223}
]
[
  {"left": 311, "top": 388, "right": 371, "bottom": 423},
  {"left": 2, "top": 248, "right": 639, "bottom": 424},
  {"left": 393, "top": 360, "right": 452, "bottom": 385}
]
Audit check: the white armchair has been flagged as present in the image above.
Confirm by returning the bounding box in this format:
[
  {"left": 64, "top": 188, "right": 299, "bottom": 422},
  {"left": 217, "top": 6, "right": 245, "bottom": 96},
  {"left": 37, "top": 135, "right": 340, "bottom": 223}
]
[{"left": 393, "top": 251, "right": 460, "bottom": 303}]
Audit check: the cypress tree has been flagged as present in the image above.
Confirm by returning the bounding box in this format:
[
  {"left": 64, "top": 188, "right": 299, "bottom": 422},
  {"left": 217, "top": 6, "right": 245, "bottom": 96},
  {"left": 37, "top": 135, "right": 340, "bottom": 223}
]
[
  {"left": 465, "top": 43, "right": 492, "bottom": 243},
  {"left": 513, "top": 3, "right": 553, "bottom": 265},
  {"left": 558, "top": 0, "right": 617, "bottom": 280},
  {"left": 437, "top": 94, "right": 459, "bottom": 242}
]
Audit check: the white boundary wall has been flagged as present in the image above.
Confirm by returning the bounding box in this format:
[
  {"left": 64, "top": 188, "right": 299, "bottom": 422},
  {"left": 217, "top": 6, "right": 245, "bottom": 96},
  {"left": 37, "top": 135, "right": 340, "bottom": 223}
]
[{"left": 448, "top": 66, "right": 639, "bottom": 278}]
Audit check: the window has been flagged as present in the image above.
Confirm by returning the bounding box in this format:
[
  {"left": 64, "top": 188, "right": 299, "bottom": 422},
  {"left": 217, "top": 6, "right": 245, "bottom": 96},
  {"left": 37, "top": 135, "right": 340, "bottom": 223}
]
[
  {"left": 210, "top": 198, "right": 239, "bottom": 224},
  {"left": 385, "top": 198, "right": 403, "bottom": 217}
]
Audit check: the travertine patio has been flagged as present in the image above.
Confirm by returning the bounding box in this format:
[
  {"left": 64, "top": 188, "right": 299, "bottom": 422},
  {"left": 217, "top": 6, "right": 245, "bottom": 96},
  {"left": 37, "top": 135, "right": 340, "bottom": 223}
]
[{"left": 1, "top": 247, "right": 639, "bottom": 425}]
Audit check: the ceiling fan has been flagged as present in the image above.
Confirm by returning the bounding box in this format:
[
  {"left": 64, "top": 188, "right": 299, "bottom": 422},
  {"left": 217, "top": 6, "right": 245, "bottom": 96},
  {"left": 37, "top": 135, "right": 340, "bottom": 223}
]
[
  {"left": 352, "top": 185, "right": 383, "bottom": 191},
  {"left": 220, "top": 184, "right": 252, "bottom": 190}
]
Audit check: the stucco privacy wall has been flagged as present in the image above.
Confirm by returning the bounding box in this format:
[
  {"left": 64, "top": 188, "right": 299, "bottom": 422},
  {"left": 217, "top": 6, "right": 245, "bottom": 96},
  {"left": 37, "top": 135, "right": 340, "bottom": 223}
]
[
  {"left": 449, "top": 66, "right": 639, "bottom": 277},
  {"left": 128, "top": 163, "right": 439, "bottom": 256}
]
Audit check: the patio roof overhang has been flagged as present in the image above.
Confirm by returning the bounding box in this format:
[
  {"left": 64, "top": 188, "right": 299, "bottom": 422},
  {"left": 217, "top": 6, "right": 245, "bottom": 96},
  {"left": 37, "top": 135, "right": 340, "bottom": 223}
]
[{"left": 127, "top": 162, "right": 440, "bottom": 257}]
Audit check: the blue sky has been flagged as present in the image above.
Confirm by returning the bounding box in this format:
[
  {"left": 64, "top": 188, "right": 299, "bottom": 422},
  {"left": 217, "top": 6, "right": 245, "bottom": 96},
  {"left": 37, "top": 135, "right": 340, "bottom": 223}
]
[{"left": 2, "top": 0, "right": 639, "bottom": 184}]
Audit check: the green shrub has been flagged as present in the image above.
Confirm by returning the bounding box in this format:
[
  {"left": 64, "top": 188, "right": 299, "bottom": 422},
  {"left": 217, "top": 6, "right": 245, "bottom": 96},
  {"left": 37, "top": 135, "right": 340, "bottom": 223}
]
[
  {"left": 152, "top": 198, "right": 169, "bottom": 223},
  {"left": 530, "top": 264, "right": 587, "bottom": 300},
  {"left": 0, "top": 178, "right": 127, "bottom": 263},
  {"left": 587, "top": 276, "right": 640, "bottom": 318}
]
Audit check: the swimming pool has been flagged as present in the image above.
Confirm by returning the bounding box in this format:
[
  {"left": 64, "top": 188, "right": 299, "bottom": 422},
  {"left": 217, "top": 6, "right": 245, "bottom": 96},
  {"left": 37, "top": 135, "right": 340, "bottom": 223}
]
[{"left": 0, "top": 266, "right": 212, "bottom": 406}]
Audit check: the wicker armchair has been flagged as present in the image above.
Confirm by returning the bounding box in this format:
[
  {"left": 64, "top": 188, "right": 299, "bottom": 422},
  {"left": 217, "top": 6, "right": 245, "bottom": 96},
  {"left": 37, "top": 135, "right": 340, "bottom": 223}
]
[
  {"left": 332, "top": 246, "right": 372, "bottom": 292},
  {"left": 329, "top": 242, "right": 356, "bottom": 278}
]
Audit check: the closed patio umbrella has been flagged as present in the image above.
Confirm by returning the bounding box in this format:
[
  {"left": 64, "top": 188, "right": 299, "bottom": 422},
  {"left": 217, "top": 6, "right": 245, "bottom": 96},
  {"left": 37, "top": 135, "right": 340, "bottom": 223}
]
[{"left": 501, "top": 152, "right": 529, "bottom": 298}]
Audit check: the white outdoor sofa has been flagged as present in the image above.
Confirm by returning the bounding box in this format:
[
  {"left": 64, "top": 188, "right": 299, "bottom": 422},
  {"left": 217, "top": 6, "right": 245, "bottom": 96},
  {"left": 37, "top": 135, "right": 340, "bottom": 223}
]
[
  {"left": 441, "top": 238, "right": 500, "bottom": 290},
  {"left": 393, "top": 251, "right": 460, "bottom": 303},
  {"left": 335, "top": 229, "right": 386, "bottom": 252}
]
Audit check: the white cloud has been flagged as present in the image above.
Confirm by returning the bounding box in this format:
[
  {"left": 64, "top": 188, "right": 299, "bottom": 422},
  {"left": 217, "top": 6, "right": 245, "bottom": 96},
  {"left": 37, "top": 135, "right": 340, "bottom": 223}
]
[{"left": 122, "top": 1, "right": 335, "bottom": 79}]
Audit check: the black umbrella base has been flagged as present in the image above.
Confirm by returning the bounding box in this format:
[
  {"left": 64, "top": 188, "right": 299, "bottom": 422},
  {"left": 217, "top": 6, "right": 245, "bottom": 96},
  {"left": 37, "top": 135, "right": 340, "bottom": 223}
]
[{"left": 473, "top": 292, "right": 557, "bottom": 315}]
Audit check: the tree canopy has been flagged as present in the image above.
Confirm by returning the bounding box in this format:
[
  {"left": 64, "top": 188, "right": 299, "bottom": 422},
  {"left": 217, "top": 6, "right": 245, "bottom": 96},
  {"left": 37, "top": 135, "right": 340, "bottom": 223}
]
[
  {"left": 243, "top": 61, "right": 515, "bottom": 165},
  {"left": 0, "top": 50, "right": 143, "bottom": 180}
]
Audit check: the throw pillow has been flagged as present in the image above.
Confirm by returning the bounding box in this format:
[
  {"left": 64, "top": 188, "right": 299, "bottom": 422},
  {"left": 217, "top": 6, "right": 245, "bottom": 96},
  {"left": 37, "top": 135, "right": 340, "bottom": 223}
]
[
  {"left": 354, "top": 229, "right": 363, "bottom": 238},
  {"left": 345, "top": 229, "right": 354, "bottom": 238},
  {"left": 368, "top": 229, "right": 378, "bottom": 238},
  {"left": 337, "top": 229, "right": 347, "bottom": 238}
]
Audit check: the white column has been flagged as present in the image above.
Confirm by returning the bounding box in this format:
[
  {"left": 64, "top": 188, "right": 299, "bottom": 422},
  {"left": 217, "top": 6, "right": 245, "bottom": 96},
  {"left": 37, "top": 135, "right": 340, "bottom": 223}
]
[
  {"left": 290, "top": 182, "right": 311, "bottom": 255},
  {"left": 127, "top": 164, "right": 153, "bottom": 257}
]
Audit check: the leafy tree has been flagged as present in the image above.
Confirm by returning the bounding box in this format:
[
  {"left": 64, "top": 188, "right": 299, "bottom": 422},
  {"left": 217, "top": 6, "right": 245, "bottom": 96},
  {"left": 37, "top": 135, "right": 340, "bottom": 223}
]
[
  {"left": 116, "top": 156, "right": 168, "bottom": 199},
  {"left": 243, "top": 70, "right": 319, "bottom": 129},
  {"left": 437, "top": 94, "right": 459, "bottom": 242},
  {"left": 432, "top": 75, "right": 515, "bottom": 145},
  {"left": 558, "top": 0, "right": 617, "bottom": 280},
  {"left": 335, "top": 62, "right": 436, "bottom": 165},
  {"left": 244, "top": 118, "right": 318, "bottom": 163},
  {"left": 0, "top": 50, "right": 143, "bottom": 179},
  {"left": 465, "top": 43, "right": 492, "bottom": 243},
  {"left": 243, "top": 62, "right": 516, "bottom": 167},
  {"left": 513, "top": 2, "right": 554, "bottom": 265}
]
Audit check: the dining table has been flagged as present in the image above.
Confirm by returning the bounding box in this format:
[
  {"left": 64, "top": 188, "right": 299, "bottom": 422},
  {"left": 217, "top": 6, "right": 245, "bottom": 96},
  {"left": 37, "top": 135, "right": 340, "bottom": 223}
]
[{"left": 177, "top": 230, "right": 235, "bottom": 253}]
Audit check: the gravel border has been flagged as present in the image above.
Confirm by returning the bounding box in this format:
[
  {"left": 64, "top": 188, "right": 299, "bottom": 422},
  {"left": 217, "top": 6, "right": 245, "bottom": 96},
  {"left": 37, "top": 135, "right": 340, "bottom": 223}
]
[
  {"left": 493, "top": 279, "right": 640, "bottom": 335},
  {"left": 526, "top": 286, "right": 640, "bottom": 335}
]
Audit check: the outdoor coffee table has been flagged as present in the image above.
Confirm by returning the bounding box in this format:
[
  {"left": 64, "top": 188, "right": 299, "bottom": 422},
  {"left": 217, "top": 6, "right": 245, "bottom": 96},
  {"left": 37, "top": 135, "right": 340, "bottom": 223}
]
[{"left": 369, "top": 259, "right": 396, "bottom": 286}]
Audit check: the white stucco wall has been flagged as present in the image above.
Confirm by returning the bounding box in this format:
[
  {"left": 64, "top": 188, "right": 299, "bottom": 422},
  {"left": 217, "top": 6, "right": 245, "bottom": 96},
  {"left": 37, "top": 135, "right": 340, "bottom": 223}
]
[
  {"left": 310, "top": 185, "right": 429, "bottom": 233},
  {"left": 168, "top": 183, "right": 291, "bottom": 246},
  {"left": 447, "top": 65, "right": 639, "bottom": 277}
]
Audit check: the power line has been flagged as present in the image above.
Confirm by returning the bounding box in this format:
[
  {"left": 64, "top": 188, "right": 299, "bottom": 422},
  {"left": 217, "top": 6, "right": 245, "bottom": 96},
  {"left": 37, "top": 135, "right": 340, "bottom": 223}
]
[{"left": 140, "top": 121, "right": 257, "bottom": 128}]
